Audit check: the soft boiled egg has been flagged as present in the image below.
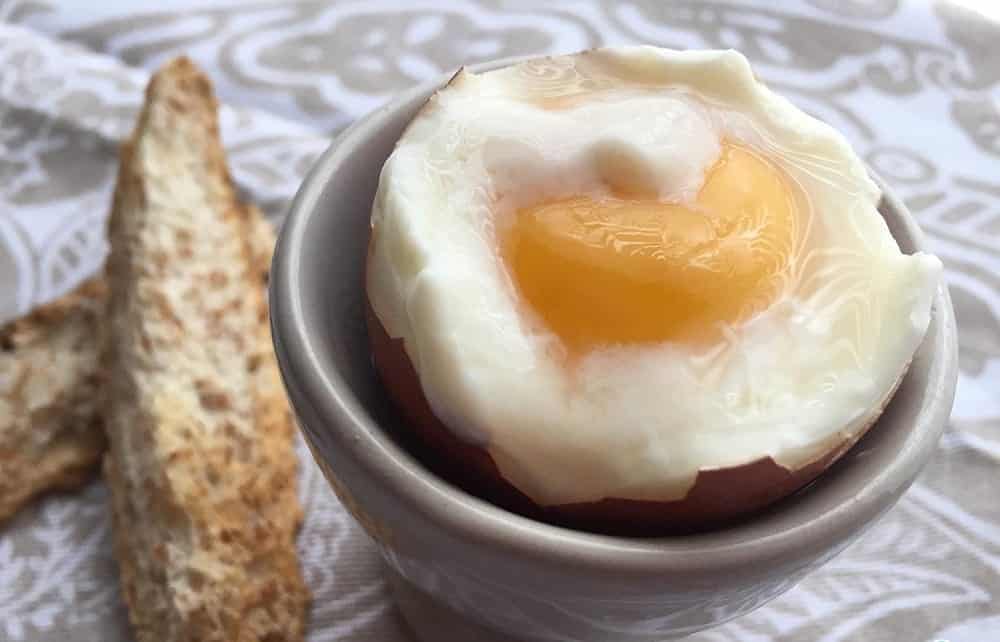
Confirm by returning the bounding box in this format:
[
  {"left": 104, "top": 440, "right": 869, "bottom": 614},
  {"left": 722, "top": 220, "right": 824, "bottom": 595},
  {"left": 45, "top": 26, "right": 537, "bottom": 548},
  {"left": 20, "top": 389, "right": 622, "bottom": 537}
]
[{"left": 365, "top": 47, "right": 942, "bottom": 534}]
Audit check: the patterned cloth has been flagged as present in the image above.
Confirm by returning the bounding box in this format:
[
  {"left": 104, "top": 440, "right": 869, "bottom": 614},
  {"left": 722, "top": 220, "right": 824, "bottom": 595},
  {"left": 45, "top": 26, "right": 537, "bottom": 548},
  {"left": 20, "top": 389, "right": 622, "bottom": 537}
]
[{"left": 0, "top": 2, "right": 998, "bottom": 640}]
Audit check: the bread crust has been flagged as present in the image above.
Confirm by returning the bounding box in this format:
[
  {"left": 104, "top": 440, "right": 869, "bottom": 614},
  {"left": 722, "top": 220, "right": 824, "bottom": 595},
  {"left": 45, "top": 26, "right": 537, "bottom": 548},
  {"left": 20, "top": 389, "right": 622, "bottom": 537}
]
[
  {"left": 102, "top": 57, "right": 308, "bottom": 641},
  {"left": 0, "top": 279, "right": 107, "bottom": 525}
]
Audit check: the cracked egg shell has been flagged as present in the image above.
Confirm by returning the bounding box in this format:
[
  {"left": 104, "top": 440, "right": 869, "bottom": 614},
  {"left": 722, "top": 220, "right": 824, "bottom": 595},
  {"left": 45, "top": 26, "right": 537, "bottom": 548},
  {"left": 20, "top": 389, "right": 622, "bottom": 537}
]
[
  {"left": 364, "top": 47, "right": 940, "bottom": 534},
  {"left": 366, "top": 293, "right": 906, "bottom": 535}
]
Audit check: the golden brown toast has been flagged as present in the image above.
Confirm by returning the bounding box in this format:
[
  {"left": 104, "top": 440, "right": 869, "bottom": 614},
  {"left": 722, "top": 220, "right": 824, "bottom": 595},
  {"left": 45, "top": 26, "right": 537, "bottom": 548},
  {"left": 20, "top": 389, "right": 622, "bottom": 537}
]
[
  {"left": 0, "top": 206, "right": 278, "bottom": 531},
  {"left": 102, "top": 56, "right": 308, "bottom": 642},
  {"left": 0, "top": 279, "right": 107, "bottom": 525}
]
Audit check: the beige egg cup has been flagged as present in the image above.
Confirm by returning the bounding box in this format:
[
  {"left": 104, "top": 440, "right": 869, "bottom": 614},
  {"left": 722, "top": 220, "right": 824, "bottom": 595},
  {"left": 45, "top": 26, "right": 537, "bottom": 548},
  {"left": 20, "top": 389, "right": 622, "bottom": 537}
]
[{"left": 270, "top": 57, "right": 958, "bottom": 642}]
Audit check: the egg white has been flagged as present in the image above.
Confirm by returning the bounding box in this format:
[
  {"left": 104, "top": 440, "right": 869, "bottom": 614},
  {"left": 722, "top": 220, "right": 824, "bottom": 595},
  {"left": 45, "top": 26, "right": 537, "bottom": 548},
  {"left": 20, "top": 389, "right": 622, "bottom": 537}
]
[{"left": 367, "top": 47, "right": 941, "bottom": 506}]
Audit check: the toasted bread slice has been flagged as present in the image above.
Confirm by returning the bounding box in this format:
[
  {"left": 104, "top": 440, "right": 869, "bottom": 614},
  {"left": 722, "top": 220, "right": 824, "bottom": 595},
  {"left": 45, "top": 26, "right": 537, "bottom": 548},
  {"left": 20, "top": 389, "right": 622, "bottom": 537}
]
[
  {"left": 102, "top": 57, "right": 308, "bottom": 642},
  {"left": 0, "top": 279, "right": 107, "bottom": 525},
  {"left": 0, "top": 209, "right": 275, "bottom": 529}
]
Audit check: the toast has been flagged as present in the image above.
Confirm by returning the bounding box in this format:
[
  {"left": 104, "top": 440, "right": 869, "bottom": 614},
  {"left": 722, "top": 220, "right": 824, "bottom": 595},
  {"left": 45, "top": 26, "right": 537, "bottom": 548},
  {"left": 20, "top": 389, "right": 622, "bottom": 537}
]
[
  {"left": 101, "top": 57, "right": 308, "bottom": 642},
  {"left": 0, "top": 209, "right": 275, "bottom": 529},
  {"left": 0, "top": 279, "right": 107, "bottom": 525}
]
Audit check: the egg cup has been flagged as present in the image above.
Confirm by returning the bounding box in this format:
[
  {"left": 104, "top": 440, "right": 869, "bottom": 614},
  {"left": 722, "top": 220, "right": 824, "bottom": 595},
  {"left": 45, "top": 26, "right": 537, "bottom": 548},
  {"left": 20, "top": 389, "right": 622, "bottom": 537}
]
[{"left": 270, "top": 57, "right": 958, "bottom": 642}]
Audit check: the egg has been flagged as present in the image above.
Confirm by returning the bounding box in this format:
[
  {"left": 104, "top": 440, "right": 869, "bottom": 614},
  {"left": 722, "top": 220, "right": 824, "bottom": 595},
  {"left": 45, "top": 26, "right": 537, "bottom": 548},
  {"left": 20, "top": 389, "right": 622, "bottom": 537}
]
[{"left": 366, "top": 47, "right": 942, "bottom": 534}]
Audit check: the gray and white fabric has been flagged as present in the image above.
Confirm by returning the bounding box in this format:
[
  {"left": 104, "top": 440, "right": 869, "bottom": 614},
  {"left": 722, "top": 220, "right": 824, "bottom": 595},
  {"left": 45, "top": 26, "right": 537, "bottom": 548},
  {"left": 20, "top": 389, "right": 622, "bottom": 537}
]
[{"left": 1, "top": 2, "right": 998, "bottom": 640}]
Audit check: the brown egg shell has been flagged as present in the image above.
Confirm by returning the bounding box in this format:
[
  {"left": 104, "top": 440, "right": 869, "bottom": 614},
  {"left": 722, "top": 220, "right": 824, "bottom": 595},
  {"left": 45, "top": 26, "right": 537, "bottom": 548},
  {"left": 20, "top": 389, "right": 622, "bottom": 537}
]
[
  {"left": 363, "top": 103, "right": 907, "bottom": 533},
  {"left": 366, "top": 294, "right": 910, "bottom": 537}
]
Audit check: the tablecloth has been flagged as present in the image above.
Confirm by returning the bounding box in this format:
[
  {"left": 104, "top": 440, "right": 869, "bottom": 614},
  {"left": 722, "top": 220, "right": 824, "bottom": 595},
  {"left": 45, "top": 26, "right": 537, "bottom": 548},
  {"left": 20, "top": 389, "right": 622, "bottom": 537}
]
[{"left": 1, "top": 1, "right": 998, "bottom": 640}]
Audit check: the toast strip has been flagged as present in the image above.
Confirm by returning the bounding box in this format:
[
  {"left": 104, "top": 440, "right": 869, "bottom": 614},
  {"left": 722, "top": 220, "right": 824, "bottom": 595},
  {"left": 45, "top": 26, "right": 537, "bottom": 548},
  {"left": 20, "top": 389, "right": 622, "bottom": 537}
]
[
  {"left": 0, "top": 279, "right": 107, "bottom": 525},
  {"left": 0, "top": 215, "right": 273, "bottom": 527},
  {"left": 102, "top": 57, "right": 308, "bottom": 642}
]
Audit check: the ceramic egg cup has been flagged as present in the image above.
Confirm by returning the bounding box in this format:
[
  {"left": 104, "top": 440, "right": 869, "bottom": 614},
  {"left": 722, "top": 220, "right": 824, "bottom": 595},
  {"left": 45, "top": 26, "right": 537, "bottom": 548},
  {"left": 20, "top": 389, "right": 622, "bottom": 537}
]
[{"left": 270, "top": 58, "right": 958, "bottom": 642}]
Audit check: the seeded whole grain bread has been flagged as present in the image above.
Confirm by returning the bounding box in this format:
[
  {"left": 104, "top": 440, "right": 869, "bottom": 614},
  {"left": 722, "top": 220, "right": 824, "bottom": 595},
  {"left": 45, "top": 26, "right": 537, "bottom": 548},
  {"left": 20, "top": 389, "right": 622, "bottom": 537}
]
[
  {"left": 0, "top": 278, "right": 107, "bottom": 525},
  {"left": 101, "top": 56, "right": 308, "bottom": 642}
]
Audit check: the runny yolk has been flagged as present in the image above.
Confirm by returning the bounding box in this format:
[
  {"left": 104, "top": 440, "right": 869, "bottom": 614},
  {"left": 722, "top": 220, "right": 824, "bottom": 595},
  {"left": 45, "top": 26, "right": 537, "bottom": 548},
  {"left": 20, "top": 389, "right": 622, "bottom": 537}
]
[{"left": 500, "top": 142, "right": 799, "bottom": 356}]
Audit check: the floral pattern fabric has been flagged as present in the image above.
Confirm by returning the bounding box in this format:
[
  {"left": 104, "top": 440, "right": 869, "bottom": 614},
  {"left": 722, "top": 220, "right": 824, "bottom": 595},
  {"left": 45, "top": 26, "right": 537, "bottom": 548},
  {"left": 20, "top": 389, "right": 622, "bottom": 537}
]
[{"left": 0, "top": 2, "right": 998, "bottom": 641}]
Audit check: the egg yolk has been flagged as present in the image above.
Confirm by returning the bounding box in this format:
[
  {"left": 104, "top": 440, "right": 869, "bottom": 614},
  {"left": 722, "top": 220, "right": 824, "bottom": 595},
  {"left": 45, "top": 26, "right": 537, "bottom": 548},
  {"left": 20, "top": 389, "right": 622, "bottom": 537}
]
[{"left": 501, "top": 142, "right": 799, "bottom": 355}]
